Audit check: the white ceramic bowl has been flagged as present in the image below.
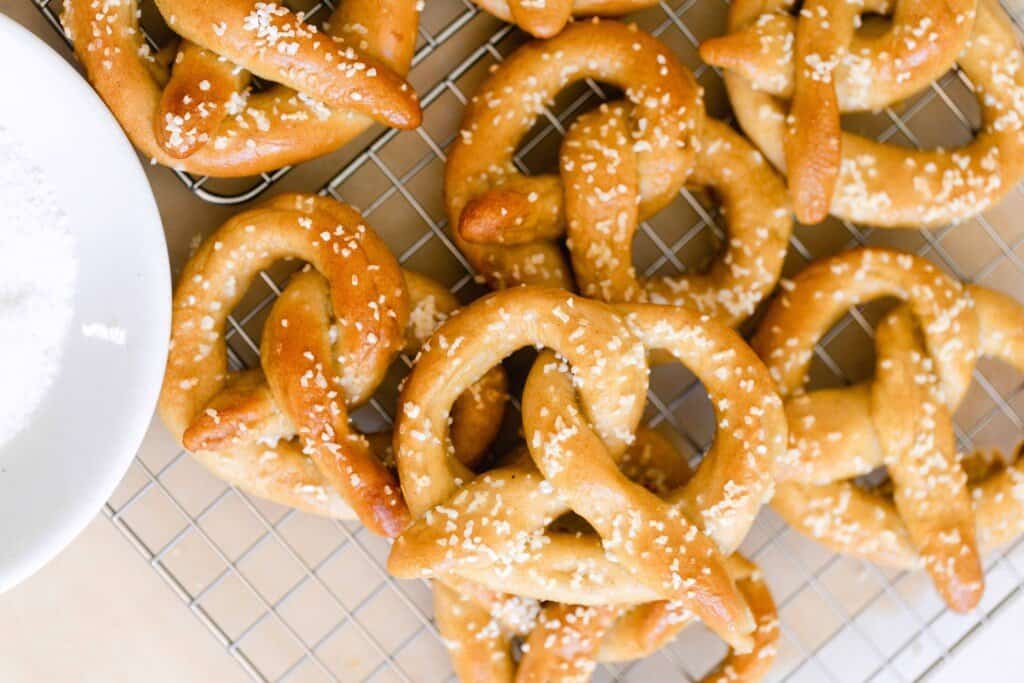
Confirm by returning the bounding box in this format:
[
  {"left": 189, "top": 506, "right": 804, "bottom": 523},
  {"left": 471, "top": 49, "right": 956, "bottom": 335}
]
[{"left": 0, "top": 13, "right": 170, "bottom": 592}]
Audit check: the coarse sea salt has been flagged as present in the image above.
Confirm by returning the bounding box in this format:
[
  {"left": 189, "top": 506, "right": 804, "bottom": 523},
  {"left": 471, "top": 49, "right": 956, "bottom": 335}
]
[{"left": 0, "top": 125, "right": 77, "bottom": 448}]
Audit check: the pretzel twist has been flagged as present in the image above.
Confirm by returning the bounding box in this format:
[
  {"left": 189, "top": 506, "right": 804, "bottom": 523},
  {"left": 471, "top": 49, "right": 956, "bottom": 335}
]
[
  {"left": 445, "top": 20, "right": 704, "bottom": 289},
  {"left": 752, "top": 248, "right": 1024, "bottom": 612},
  {"left": 701, "top": 0, "right": 1024, "bottom": 227},
  {"left": 158, "top": 194, "right": 505, "bottom": 535},
  {"left": 469, "top": 0, "right": 660, "bottom": 38},
  {"left": 62, "top": 0, "right": 421, "bottom": 176},
  {"left": 389, "top": 287, "right": 786, "bottom": 655}
]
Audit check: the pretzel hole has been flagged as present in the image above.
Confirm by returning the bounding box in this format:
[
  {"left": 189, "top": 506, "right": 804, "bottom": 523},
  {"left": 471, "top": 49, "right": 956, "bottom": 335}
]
[
  {"left": 220, "top": 259, "right": 307, "bottom": 369},
  {"left": 952, "top": 355, "right": 1024, "bottom": 464},
  {"left": 516, "top": 82, "right": 625, "bottom": 172},
  {"left": 801, "top": 297, "right": 900, "bottom": 390},
  {"left": 643, "top": 363, "right": 711, "bottom": 471},
  {"left": 642, "top": 187, "right": 726, "bottom": 272}
]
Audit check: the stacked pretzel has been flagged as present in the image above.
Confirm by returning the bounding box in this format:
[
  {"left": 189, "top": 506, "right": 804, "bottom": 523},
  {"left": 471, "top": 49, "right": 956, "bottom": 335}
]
[
  {"left": 753, "top": 248, "right": 1024, "bottom": 612},
  {"left": 390, "top": 288, "right": 786, "bottom": 680},
  {"left": 701, "top": 0, "right": 1024, "bottom": 226},
  {"left": 446, "top": 20, "right": 793, "bottom": 326},
  {"left": 63, "top": 0, "right": 422, "bottom": 175}
]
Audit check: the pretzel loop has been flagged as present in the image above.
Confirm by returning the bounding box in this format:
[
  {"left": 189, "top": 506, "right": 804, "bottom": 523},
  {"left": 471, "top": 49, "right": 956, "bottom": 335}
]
[
  {"left": 62, "top": 0, "right": 421, "bottom": 176},
  {"left": 701, "top": 0, "right": 1024, "bottom": 227},
  {"left": 446, "top": 20, "right": 704, "bottom": 288},
  {"left": 753, "top": 248, "right": 1024, "bottom": 612}
]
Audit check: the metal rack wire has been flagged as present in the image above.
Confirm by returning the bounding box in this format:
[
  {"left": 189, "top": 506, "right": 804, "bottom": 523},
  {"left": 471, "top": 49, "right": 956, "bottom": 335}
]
[{"left": 33, "top": 0, "right": 1024, "bottom": 680}]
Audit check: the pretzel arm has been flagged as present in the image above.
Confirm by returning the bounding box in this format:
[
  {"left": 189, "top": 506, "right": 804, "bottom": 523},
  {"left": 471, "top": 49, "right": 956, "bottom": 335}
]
[
  {"left": 752, "top": 249, "right": 977, "bottom": 404},
  {"left": 516, "top": 604, "right": 621, "bottom": 682},
  {"left": 524, "top": 351, "right": 756, "bottom": 653},
  {"left": 772, "top": 481, "right": 919, "bottom": 567},
  {"left": 785, "top": 0, "right": 848, "bottom": 223},
  {"left": 434, "top": 581, "right": 517, "bottom": 683},
  {"left": 389, "top": 460, "right": 571, "bottom": 578},
  {"left": 968, "top": 286, "right": 1024, "bottom": 551},
  {"left": 156, "top": 41, "right": 250, "bottom": 158},
  {"left": 182, "top": 370, "right": 291, "bottom": 451},
  {"left": 779, "top": 384, "right": 885, "bottom": 484},
  {"left": 262, "top": 271, "right": 410, "bottom": 537},
  {"left": 872, "top": 307, "right": 983, "bottom": 612}
]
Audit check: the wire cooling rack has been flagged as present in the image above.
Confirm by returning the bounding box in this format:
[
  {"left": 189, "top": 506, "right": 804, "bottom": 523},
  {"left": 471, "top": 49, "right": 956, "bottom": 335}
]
[{"left": 34, "top": 0, "right": 1024, "bottom": 680}]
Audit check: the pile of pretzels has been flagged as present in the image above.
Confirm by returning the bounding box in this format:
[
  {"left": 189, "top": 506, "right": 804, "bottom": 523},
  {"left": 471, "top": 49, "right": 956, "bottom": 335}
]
[{"left": 127, "top": 0, "right": 1024, "bottom": 680}]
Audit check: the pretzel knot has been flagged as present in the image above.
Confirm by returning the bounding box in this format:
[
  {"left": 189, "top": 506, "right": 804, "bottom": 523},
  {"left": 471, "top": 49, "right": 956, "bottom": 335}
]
[
  {"left": 469, "top": 0, "right": 659, "bottom": 38},
  {"left": 158, "top": 194, "right": 506, "bottom": 537},
  {"left": 388, "top": 287, "right": 786, "bottom": 657},
  {"left": 62, "top": 0, "right": 422, "bottom": 176},
  {"left": 701, "top": 0, "right": 1024, "bottom": 227},
  {"left": 445, "top": 20, "right": 704, "bottom": 289},
  {"left": 752, "top": 248, "right": 1024, "bottom": 612}
]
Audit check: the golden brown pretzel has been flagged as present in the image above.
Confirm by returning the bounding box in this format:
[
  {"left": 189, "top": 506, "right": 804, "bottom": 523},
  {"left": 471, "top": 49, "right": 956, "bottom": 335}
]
[
  {"left": 445, "top": 20, "right": 704, "bottom": 288},
  {"left": 752, "top": 248, "right": 1024, "bottom": 612},
  {"left": 158, "top": 194, "right": 505, "bottom": 535},
  {"left": 389, "top": 287, "right": 786, "bottom": 653},
  {"left": 62, "top": 0, "right": 421, "bottom": 176},
  {"left": 470, "top": 0, "right": 658, "bottom": 38},
  {"left": 560, "top": 104, "right": 792, "bottom": 324},
  {"left": 701, "top": 0, "right": 1024, "bottom": 227},
  {"left": 432, "top": 432, "right": 779, "bottom": 682}
]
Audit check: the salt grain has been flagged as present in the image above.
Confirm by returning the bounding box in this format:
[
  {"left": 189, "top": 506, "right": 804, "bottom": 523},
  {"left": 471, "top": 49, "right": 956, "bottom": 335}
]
[{"left": 0, "top": 125, "right": 76, "bottom": 447}]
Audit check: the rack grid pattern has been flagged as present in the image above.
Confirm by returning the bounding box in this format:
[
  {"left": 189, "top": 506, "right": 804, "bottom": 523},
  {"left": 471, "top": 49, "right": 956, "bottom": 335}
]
[{"left": 33, "top": 0, "right": 1024, "bottom": 681}]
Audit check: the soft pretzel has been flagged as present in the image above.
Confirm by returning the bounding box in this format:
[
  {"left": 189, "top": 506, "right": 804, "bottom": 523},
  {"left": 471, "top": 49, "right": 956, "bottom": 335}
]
[
  {"left": 560, "top": 104, "right": 792, "bottom": 324},
  {"left": 701, "top": 0, "right": 1024, "bottom": 227},
  {"left": 469, "top": 0, "right": 658, "bottom": 38},
  {"left": 158, "top": 194, "right": 505, "bottom": 535},
  {"left": 62, "top": 0, "right": 421, "bottom": 176},
  {"left": 752, "top": 248, "right": 1024, "bottom": 612},
  {"left": 445, "top": 20, "right": 704, "bottom": 289},
  {"left": 433, "top": 427, "right": 779, "bottom": 682},
  {"left": 389, "top": 287, "right": 786, "bottom": 654}
]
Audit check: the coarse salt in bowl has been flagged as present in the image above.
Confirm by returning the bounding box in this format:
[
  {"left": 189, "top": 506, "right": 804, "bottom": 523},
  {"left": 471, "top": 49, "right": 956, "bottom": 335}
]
[{"left": 0, "top": 14, "right": 170, "bottom": 593}]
